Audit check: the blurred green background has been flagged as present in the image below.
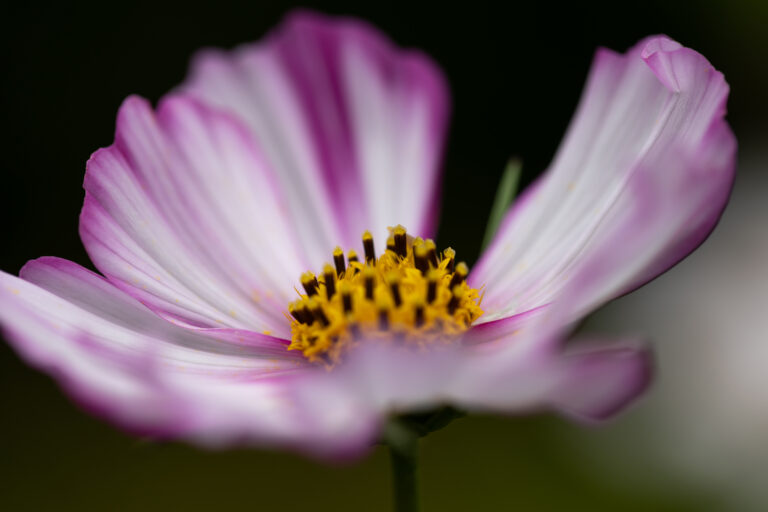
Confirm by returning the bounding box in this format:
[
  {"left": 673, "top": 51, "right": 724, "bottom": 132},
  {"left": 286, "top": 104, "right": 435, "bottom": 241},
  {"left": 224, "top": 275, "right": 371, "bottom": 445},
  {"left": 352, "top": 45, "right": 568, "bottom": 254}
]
[{"left": 1, "top": 0, "right": 767, "bottom": 510}]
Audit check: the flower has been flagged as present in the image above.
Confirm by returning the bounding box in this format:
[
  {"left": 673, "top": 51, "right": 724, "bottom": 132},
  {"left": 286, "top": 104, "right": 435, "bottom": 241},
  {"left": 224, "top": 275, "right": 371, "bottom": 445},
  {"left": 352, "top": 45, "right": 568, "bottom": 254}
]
[{"left": 0, "top": 11, "right": 735, "bottom": 459}]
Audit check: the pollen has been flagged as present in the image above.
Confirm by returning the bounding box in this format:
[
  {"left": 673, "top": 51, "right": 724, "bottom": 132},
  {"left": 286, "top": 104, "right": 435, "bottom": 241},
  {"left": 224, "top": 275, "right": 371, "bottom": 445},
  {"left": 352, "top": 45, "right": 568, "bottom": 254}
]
[{"left": 287, "top": 226, "right": 483, "bottom": 365}]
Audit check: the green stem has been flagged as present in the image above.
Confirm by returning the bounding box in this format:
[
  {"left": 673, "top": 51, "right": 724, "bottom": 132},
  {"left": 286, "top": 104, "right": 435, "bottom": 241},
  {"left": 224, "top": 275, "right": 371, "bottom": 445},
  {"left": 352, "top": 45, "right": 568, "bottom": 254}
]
[
  {"left": 387, "top": 421, "right": 420, "bottom": 512},
  {"left": 389, "top": 440, "right": 419, "bottom": 512}
]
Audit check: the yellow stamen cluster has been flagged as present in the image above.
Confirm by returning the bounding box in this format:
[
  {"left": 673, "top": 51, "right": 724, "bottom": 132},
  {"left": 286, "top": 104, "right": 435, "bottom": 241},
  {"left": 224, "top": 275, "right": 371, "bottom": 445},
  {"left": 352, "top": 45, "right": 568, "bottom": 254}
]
[{"left": 287, "top": 226, "right": 483, "bottom": 365}]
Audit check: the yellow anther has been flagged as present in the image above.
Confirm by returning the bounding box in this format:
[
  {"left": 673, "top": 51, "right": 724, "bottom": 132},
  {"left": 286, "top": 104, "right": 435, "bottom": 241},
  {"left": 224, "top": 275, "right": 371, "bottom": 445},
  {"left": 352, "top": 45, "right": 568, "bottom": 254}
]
[
  {"left": 393, "top": 225, "right": 408, "bottom": 258},
  {"left": 322, "top": 263, "right": 336, "bottom": 299},
  {"left": 375, "top": 289, "right": 394, "bottom": 330},
  {"left": 386, "top": 235, "right": 396, "bottom": 253},
  {"left": 362, "top": 265, "right": 376, "bottom": 300},
  {"left": 362, "top": 230, "right": 376, "bottom": 264},
  {"left": 448, "top": 285, "right": 465, "bottom": 315},
  {"left": 287, "top": 228, "right": 483, "bottom": 365},
  {"left": 426, "top": 268, "right": 439, "bottom": 303},
  {"left": 412, "top": 295, "right": 426, "bottom": 327},
  {"left": 307, "top": 297, "right": 330, "bottom": 327},
  {"left": 299, "top": 298, "right": 312, "bottom": 323},
  {"left": 347, "top": 249, "right": 360, "bottom": 275},
  {"left": 301, "top": 271, "right": 319, "bottom": 296},
  {"left": 386, "top": 270, "right": 403, "bottom": 307},
  {"left": 288, "top": 301, "right": 300, "bottom": 321},
  {"left": 450, "top": 262, "right": 469, "bottom": 289},
  {"left": 414, "top": 243, "right": 429, "bottom": 273},
  {"left": 333, "top": 246, "right": 345, "bottom": 275},
  {"left": 424, "top": 239, "right": 438, "bottom": 268},
  {"left": 339, "top": 280, "right": 353, "bottom": 313}
]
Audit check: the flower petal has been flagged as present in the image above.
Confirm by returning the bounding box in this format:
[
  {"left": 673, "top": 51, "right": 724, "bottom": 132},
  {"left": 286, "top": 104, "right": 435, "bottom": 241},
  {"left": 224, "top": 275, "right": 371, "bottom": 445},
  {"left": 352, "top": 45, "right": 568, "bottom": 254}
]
[
  {"left": 472, "top": 36, "right": 735, "bottom": 322},
  {"left": 1, "top": 258, "right": 377, "bottom": 457},
  {"left": 456, "top": 313, "right": 652, "bottom": 420},
  {"left": 181, "top": 10, "right": 450, "bottom": 248},
  {"left": 462, "top": 304, "right": 548, "bottom": 346},
  {"left": 455, "top": 108, "right": 734, "bottom": 418},
  {"left": 12, "top": 258, "right": 304, "bottom": 374},
  {"left": 81, "top": 95, "right": 307, "bottom": 335},
  {"left": 544, "top": 118, "right": 736, "bottom": 323},
  {"left": 291, "top": 327, "right": 649, "bottom": 425},
  {"left": 547, "top": 338, "right": 653, "bottom": 421}
]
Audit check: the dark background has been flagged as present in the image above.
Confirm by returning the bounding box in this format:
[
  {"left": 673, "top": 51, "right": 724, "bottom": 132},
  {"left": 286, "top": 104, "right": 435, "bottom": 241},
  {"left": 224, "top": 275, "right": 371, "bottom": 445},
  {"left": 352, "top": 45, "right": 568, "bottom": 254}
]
[{"left": 1, "top": 1, "right": 765, "bottom": 510}]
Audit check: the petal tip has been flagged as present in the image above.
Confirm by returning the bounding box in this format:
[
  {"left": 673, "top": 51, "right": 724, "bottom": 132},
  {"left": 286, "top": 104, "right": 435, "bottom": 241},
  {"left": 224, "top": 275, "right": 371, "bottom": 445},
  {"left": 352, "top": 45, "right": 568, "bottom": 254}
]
[
  {"left": 555, "top": 340, "right": 655, "bottom": 423},
  {"left": 639, "top": 35, "right": 683, "bottom": 59},
  {"left": 639, "top": 35, "right": 724, "bottom": 94}
]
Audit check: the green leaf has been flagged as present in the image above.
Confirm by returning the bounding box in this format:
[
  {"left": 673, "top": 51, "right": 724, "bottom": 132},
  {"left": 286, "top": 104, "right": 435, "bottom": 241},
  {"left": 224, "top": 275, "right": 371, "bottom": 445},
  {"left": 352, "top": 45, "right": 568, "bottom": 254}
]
[{"left": 481, "top": 158, "right": 522, "bottom": 251}]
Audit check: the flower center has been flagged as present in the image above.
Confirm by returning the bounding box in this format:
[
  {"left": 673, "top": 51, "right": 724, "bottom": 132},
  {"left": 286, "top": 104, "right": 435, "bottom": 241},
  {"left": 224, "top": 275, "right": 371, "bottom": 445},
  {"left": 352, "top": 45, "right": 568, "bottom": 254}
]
[{"left": 287, "top": 226, "right": 483, "bottom": 365}]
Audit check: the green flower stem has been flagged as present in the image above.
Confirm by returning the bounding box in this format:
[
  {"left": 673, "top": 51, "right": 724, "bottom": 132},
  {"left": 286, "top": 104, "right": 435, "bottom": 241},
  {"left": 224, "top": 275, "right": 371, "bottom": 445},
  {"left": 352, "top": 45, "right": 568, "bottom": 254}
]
[{"left": 386, "top": 420, "right": 420, "bottom": 512}]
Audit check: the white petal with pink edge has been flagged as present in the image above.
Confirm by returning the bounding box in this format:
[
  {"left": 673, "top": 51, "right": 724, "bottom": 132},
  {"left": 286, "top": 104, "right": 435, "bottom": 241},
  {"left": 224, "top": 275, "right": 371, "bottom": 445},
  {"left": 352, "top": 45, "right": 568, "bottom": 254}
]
[
  {"left": 0, "top": 258, "right": 379, "bottom": 458},
  {"left": 181, "top": 10, "right": 450, "bottom": 253},
  {"left": 81, "top": 96, "right": 307, "bottom": 335},
  {"left": 472, "top": 36, "right": 735, "bottom": 323}
]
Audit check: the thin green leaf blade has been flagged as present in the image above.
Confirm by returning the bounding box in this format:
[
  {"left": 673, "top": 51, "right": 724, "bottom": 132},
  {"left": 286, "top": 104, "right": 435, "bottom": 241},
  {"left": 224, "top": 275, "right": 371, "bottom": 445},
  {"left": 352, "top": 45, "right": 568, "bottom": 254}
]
[{"left": 481, "top": 158, "right": 522, "bottom": 251}]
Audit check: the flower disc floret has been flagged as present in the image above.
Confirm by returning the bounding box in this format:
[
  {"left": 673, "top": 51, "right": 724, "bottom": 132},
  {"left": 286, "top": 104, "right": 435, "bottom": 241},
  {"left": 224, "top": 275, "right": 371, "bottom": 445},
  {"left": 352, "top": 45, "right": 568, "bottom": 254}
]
[{"left": 288, "top": 226, "right": 483, "bottom": 364}]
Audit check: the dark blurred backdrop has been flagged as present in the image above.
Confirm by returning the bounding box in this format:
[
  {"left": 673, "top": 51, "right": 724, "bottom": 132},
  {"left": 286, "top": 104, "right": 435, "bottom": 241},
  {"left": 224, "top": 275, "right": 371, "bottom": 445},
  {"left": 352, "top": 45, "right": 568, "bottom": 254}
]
[{"left": 1, "top": 1, "right": 766, "bottom": 510}]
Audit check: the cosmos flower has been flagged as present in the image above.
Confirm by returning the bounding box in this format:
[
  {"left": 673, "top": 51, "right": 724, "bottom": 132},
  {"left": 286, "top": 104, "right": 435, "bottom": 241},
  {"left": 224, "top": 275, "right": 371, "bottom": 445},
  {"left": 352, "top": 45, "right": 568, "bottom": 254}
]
[{"left": 0, "top": 12, "right": 735, "bottom": 459}]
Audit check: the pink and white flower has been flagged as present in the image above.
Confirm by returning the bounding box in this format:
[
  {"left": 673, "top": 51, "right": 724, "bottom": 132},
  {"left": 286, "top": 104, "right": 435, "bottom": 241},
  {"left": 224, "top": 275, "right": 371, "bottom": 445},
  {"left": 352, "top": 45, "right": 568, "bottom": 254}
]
[{"left": 0, "top": 12, "right": 735, "bottom": 459}]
